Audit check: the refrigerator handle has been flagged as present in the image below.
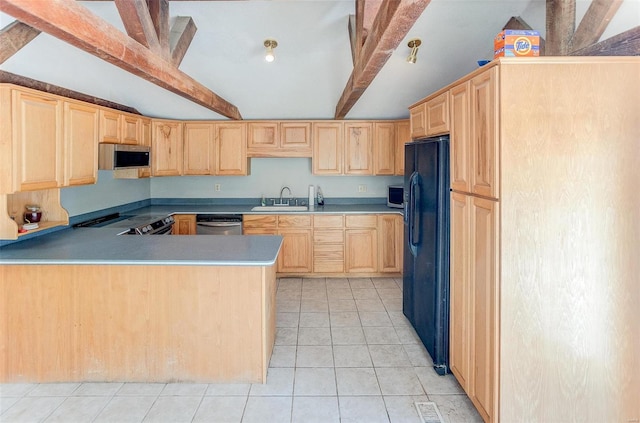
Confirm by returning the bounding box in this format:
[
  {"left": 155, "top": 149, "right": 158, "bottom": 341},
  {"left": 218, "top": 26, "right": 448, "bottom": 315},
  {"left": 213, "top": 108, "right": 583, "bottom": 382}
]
[{"left": 409, "top": 172, "right": 420, "bottom": 256}]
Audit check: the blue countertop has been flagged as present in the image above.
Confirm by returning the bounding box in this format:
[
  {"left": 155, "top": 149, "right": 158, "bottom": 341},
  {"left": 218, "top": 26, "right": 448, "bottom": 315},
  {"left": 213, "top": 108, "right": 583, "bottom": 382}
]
[{"left": 0, "top": 203, "right": 402, "bottom": 265}]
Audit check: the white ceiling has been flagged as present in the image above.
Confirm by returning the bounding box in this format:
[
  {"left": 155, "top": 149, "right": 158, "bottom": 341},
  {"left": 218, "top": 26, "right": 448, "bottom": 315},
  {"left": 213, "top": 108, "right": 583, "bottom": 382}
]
[{"left": 1, "top": 0, "right": 637, "bottom": 120}]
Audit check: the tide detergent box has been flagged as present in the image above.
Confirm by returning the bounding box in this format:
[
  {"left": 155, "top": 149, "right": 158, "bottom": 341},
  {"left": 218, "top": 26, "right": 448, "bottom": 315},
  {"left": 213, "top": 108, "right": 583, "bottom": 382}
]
[{"left": 494, "top": 29, "right": 540, "bottom": 58}]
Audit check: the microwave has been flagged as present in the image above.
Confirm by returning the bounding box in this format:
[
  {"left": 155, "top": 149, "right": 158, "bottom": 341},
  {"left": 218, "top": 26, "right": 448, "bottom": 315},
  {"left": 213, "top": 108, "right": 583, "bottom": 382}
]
[
  {"left": 98, "top": 143, "right": 151, "bottom": 170},
  {"left": 387, "top": 185, "right": 404, "bottom": 208}
]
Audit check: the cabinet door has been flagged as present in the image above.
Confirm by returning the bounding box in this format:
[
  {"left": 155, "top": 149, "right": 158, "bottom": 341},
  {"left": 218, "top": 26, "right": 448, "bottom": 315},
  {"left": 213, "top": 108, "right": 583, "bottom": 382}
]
[
  {"left": 99, "top": 109, "right": 121, "bottom": 143},
  {"left": 152, "top": 121, "right": 183, "bottom": 176},
  {"left": 344, "top": 122, "right": 373, "bottom": 175},
  {"left": 64, "top": 101, "right": 99, "bottom": 186},
  {"left": 138, "top": 119, "right": 152, "bottom": 178},
  {"left": 470, "top": 68, "right": 498, "bottom": 199},
  {"left": 121, "top": 114, "right": 140, "bottom": 145},
  {"left": 247, "top": 122, "right": 278, "bottom": 152},
  {"left": 373, "top": 122, "right": 395, "bottom": 175},
  {"left": 409, "top": 103, "right": 427, "bottom": 139},
  {"left": 278, "top": 228, "right": 312, "bottom": 273},
  {"left": 13, "top": 90, "right": 63, "bottom": 191},
  {"left": 216, "top": 122, "right": 248, "bottom": 176},
  {"left": 470, "top": 196, "right": 498, "bottom": 423},
  {"left": 449, "top": 192, "right": 471, "bottom": 392},
  {"left": 312, "top": 122, "right": 343, "bottom": 175},
  {"left": 281, "top": 122, "right": 312, "bottom": 156},
  {"left": 378, "top": 214, "right": 402, "bottom": 273},
  {"left": 450, "top": 82, "right": 471, "bottom": 193},
  {"left": 425, "top": 92, "right": 450, "bottom": 136},
  {"left": 183, "top": 123, "right": 214, "bottom": 175},
  {"left": 172, "top": 214, "right": 196, "bottom": 235},
  {"left": 345, "top": 229, "right": 378, "bottom": 273},
  {"left": 395, "top": 120, "right": 410, "bottom": 176}
]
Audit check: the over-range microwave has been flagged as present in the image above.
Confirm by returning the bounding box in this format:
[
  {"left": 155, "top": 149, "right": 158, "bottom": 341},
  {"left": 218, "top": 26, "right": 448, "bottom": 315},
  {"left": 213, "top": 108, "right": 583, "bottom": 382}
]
[
  {"left": 98, "top": 143, "right": 150, "bottom": 170},
  {"left": 387, "top": 185, "right": 404, "bottom": 208}
]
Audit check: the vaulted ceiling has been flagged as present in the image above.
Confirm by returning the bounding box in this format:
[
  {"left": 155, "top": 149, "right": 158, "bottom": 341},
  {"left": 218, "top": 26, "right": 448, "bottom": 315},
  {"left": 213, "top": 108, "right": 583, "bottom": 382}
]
[{"left": 0, "top": 0, "right": 638, "bottom": 121}]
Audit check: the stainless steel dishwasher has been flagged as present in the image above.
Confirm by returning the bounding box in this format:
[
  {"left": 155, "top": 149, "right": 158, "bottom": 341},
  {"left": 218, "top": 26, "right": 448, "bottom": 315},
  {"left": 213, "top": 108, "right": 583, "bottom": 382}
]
[{"left": 195, "top": 214, "right": 243, "bottom": 235}]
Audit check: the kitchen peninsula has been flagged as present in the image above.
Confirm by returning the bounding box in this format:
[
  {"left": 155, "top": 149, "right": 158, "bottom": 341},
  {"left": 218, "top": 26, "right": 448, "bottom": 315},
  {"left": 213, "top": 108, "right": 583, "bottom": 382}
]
[{"left": 0, "top": 229, "right": 282, "bottom": 384}]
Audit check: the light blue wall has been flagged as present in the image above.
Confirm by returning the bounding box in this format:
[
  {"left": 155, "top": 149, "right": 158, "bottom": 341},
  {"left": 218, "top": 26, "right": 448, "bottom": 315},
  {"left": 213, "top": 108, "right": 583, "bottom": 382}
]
[
  {"left": 60, "top": 159, "right": 403, "bottom": 216},
  {"left": 150, "top": 158, "right": 403, "bottom": 201}
]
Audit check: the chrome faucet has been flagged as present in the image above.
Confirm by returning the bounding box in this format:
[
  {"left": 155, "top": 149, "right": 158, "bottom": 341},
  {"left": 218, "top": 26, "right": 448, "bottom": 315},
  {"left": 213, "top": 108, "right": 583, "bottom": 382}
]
[{"left": 278, "top": 186, "right": 292, "bottom": 205}]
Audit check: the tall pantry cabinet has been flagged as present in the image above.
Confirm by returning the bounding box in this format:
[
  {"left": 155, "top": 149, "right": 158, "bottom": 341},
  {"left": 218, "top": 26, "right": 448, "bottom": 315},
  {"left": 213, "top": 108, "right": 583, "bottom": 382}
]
[{"left": 415, "top": 58, "right": 639, "bottom": 423}]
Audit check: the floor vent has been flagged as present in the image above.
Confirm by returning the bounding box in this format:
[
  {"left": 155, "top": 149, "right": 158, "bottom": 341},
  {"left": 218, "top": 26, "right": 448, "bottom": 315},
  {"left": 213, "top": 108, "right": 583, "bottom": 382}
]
[{"left": 415, "top": 402, "right": 444, "bottom": 423}]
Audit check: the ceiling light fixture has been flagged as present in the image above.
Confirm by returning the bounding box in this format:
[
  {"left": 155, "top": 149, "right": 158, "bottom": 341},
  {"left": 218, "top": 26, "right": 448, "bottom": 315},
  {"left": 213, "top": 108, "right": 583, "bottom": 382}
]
[
  {"left": 264, "top": 39, "right": 278, "bottom": 63},
  {"left": 406, "top": 38, "right": 421, "bottom": 64}
]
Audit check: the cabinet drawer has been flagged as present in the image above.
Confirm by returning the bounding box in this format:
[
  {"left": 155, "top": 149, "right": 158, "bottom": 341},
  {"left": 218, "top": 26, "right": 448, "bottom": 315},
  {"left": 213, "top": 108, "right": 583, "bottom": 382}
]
[
  {"left": 314, "top": 260, "right": 344, "bottom": 273},
  {"left": 278, "top": 215, "right": 312, "bottom": 227},
  {"left": 314, "top": 243, "right": 344, "bottom": 259},
  {"left": 314, "top": 230, "right": 344, "bottom": 244},
  {"left": 314, "top": 214, "right": 344, "bottom": 228},
  {"left": 243, "top": 228, "right": 277, "bottom": 235},
  {"left": 345, "top": 215, "right": 377, "bottom": 228},
  {"left": 243, "top": 215, "right": 277, "bottom": 228}
]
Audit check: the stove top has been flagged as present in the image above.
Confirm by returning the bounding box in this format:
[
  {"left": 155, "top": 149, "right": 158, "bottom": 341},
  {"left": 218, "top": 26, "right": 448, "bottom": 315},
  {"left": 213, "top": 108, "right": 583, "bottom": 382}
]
[{"left": 74, "top": 213, "right": 175, "bottom": 235}]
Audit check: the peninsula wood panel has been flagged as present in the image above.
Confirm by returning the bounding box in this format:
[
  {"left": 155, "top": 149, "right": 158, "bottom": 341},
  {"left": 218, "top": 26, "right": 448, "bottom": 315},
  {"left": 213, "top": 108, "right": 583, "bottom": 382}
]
[
  {"left": 497, "top": 59, "right": 640, "bottom": 423},
  {"left": 0, "top": 264, "right": 276, "bottom": 383}
]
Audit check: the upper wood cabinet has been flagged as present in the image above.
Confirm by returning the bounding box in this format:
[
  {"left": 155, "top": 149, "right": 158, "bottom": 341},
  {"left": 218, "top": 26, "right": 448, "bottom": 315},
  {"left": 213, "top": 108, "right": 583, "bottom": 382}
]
[
  {"left": 410, "top": 92, "right": 450, "bottom": 139},
  {"left": 137, "top": 118, "right": 152, "bottom": 178},
  {"left": 450, "top": 82, "right": 471, "bottom": 193},
  {"left": 183, "top": 122, "right": 215, "bottom": 175},
  {"left": 215, "top": 122, "right": 249, "bottom": 176},
  {"left": 373, "top": 122, "right": 395, "bottom": 176},
  {"left": 152, "top": 120, "right": 183, "bottom": 176},
  {"left": 64, "top": 101, "right": 99, "bottom": 186},
  {"left": 395, "top": 120, "right": 410, "bottom": 176},
  {"left": 313, "top": 122, "right": 343, "bottom": 175},
  {"left": 10, "top": 89, "right": 64, "bottom": 192},
  {"left": 247, "top": 121, "right": 312, "bottom": 157},
  {"left": 99, "top": 109, "right": 121, "bottom": 144},
  {"left": 121, "top": 114, "right": 141, "bottom": 145},
  {"left": 469, "top": 69, "right": 498, "bottom": 199},
  {"left": 344, "top": 122, "right": 373, "bottom": 175}
]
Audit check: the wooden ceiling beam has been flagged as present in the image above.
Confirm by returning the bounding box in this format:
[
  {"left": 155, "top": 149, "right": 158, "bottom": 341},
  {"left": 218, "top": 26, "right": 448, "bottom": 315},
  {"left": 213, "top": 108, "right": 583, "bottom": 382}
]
[
  {"left": 546, "top": 0, "right": 576, "bottom": 55},
  {"left": 0, "top": 20, "right": 40, "bottom": 64},
  {"left": 335, "top": 0, "right": 431, "bottom": 119},
  {"left": 0, "top": 0, "right": 241, "bottom": 119},
  {"left": 148, "top": 0, "right": 171, "bottom": 59},
  {"left": 114, "top": 0, "right": 162, "bottom": 54},
  {"left": 570, "top": 25, "right": 640, "bottom": 56},
  {"left": 169, "top": 16, "right": 196, "bottom": 67},
  {"left": 570, "top": 0, "right": 623, "bottom": 52}
]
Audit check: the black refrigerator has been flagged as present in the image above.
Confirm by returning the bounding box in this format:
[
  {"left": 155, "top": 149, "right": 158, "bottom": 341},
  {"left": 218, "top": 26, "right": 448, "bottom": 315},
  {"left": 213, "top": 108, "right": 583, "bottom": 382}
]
[{"left": 402, "top": 135, "right": 450, "bottom": 375}]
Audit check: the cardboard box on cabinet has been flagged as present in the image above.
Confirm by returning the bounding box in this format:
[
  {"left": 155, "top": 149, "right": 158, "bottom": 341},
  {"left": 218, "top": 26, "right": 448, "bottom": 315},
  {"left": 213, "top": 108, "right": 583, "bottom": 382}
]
[{"left": 494, "top": 29, "right": 540, "bottom": 58}]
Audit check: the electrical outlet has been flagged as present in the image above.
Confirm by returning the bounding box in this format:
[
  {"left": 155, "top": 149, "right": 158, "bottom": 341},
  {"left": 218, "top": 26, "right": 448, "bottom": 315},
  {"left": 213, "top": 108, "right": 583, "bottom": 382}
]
[
  {"left": 358, "top": 184, "right": 367, "bottom": 193},
  {"left": 214, "top": 184, "right": 221, "bottom": 192}
]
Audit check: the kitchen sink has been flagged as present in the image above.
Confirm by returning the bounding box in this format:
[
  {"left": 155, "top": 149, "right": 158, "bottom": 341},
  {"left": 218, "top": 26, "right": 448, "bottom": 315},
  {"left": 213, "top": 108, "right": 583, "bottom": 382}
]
[{"left": 251, "top": 206, "right": 308, "bottom": 212}]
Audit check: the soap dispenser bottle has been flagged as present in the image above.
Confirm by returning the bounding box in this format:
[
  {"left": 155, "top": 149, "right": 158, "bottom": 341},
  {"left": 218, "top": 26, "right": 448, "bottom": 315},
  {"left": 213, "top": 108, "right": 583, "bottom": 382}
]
[{"left": 317, "top": 186, "right": 325, "bottom": 206}]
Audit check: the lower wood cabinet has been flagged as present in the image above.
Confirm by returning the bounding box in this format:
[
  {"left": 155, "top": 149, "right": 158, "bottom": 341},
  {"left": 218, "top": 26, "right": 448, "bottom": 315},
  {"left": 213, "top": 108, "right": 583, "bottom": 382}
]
[
  {"left": 172, "top": 214, "right": 196, "bottom": 235},
  {"left": 243, "top": 213, "right": 403, "bottom": 277}
]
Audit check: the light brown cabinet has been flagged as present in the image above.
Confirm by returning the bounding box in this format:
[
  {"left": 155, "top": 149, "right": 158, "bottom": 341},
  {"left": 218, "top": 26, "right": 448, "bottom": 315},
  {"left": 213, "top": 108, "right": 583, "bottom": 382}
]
[
  {"left": 10, "top": 89, "right": 64, "bottom": 192},
  {"left": 183, "top": 123, "right": 215, "bottom": 175},
  {"left": 215, "top": 122, "right": 249, "bottom": 176},
  {"left": 247, "top": 121, "right": 311, "bottom": 158},
  {"left": 277, "top": 215, "right": 312, "bottom": 274},
  {"left": 312, "top": 122, "right": 343, "bottom": 175},
  {"left": 137, "top": 118, "right": 152, "bottom": 178},
  {"left": 99, "top": 109, "right": 143, "bottom": 145},
  {"left": 394, "top": 120, "right": 410, "bottom": 176},
  {"left": 442, "top": 59, "right": 640, "bottom": 423},
  {"left": 344, "top": 122, "right": 373, "bottom": 175},
  {"left": 409, "top": 92, "right": 450, "bottom": 139},
  {"left": 64, "top": 101, "right": 99, "bottom": 186},
  {"left": 313, "top": 215, "right": 345, "bottom": 273},
  {"left": 152, "top": 120, "right": 183, "bottom": 176},
  {"left": 373, "top": 122, "right": 395, "bottom": 175},
  {"left": 378, "top": 214, "right": 403, "bottom": 273},
  {"left": 345, "top": 215, "right": 378, "bottom": 273},
  {"left": 172, "top": 214, "right": 196, "bottom": 235}
]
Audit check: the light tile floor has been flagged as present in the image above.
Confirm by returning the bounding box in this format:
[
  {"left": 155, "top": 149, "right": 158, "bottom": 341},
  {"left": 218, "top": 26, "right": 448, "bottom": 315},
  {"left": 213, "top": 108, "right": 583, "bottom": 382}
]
[{"left": 0, "top": 277, "right": 482, "bottom": 423}]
